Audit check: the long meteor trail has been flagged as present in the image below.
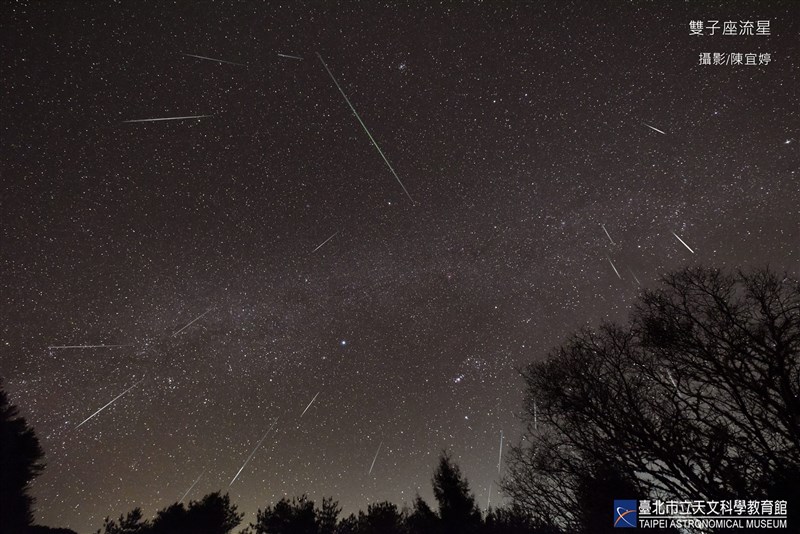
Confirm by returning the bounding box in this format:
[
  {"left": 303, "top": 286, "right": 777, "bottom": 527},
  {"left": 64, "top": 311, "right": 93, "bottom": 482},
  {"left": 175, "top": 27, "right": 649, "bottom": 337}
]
[
  {"left": 311, "top": 231, "right": 339, "bottom": 253},
  {"left": 607, "top": 256, "right": 622, "bottom": 279},
  {"left": 183, "top": 54, "right": 244, "bottom": 66},
  {"left": 672, "top": 231, "right": 695, "bottom": 254},
  {"left": 278, "top": 53, "right": 303, "bottom": 60},
  {"left": 601, "top": 224, "right": 616, "bottom": 245},
  {"left": 123, "top": 115, "right": 211, "bottom": 123},
  {"left": 229, "top": 418, "right": 278, "bottom": 487},
  {"left": 75, "top": 377, "right": 145, "bottom": 429},
  {"left": 300, "top": 391, "right": 320, "bottom": 418},
  {"left": 316, "top": 53, "right": 414, "bottom": 203},
  {"left": 179, "top": 470, "right": 206, "bottom": 503},
  {"left": 643, "top": 122, "right": 666, "bottom": 135},
  {"left": 497, "top": 431, "right": 504, "bottom": 474},
  {"left": 172, "top": 309, "right": 213, "bottom": 337},
  {"left": 49, "top": 344, "right": 130, "bottom": 350},
  {"left": 369, "top": 441, "right": 383, "bottom": 475}
]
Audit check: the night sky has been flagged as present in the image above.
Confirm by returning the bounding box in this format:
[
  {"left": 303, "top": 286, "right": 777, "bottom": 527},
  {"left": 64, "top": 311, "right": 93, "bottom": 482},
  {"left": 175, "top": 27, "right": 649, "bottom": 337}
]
[{"left": 2, "top": 1, "right": 798, "bottom": 532}]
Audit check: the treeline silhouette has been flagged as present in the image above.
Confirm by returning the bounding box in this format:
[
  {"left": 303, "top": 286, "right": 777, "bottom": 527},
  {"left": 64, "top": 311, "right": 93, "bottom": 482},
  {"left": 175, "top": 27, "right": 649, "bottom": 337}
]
[
  {"left": 96, "top": 453, "right": 555, "bottom": 534},
  {"left": 2, "top": 267, "right": 798, "bottom": 534}
]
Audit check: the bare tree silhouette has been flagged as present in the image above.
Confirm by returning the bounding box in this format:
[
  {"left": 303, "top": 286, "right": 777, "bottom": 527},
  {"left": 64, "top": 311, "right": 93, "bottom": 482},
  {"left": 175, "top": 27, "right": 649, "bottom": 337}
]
[{"left": 503, "top": 267, "right": 800, "bottom": 530}]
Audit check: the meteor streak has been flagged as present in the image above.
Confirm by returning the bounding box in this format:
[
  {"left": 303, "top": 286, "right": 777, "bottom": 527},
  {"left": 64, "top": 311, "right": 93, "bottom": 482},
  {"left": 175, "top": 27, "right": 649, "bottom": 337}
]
[
  {"left": 277, "top": 53, "right": 303, "bottom": 60},
  {"left": 172, "top": 309, "right": 213, "bottom": 336},
  {"left": 369, "top": 441, "right": 383, "bottom": 475},
  {"left": 628, "top": 268, "right": 642, "bottom": 286},
  {"left": 183, "top": 54, "right": 244, "bottom": 66},
  {"left": 643, "top": 122, "right": 666, "bottom": 135},
  {"left": 75, "top": 377, "right": 145, "bottom": 429},
  {"left": 300, "top": 391, "right": 320, "bottom": 417},
  {"left": 229, "top": 418, "right": 278, "bottom": 487},
  {"left": 316, "top": 53, "right": 414, "bottom": 203},
  {"left": 179, "top": 470, "right": 205, "bottom": 503},
  {"left": 311, "top": 231, "right": 339, "bottom": 253},
  {"left": 122, "top": 115, "right": 211, "bottom": 123},
  {"left": 49, "top": 344, "right": 130, "bottom": 350},
  {"left": 601, "top": 224, "right": 616, "bottom": 245},
  {"left": 667, "top": 370, "right": 679, "bottom": 394},
  {"left": 671, "top": 231, "right": 695, "bottom": 254},
  {"left": 607, "top": 256, "right": 622, "bottom": 279},
  {"left": 497, "top": 431, "right": 504, "bottom": 474}
]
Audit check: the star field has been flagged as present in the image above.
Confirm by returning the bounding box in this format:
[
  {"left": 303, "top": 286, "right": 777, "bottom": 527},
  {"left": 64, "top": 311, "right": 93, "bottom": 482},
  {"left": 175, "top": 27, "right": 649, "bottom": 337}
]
[{"left": 1, "top": 1, "right": 798, "bottom": 532}]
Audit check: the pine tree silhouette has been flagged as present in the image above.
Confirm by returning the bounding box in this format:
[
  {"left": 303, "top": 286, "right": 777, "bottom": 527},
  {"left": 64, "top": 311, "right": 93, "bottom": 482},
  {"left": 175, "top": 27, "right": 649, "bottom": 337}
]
[
  {"left": 432, "top": 452, "right": 481, "bottom": 534},
  {"left": 0, "top": 382, "right": 46, "bottom": 532}
]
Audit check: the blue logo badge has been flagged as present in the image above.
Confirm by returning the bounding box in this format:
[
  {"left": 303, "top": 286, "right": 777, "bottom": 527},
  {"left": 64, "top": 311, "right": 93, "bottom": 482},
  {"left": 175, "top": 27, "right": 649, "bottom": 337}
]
[{"left": 614, "top": 500, "right": 637, "bottom": 528}]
